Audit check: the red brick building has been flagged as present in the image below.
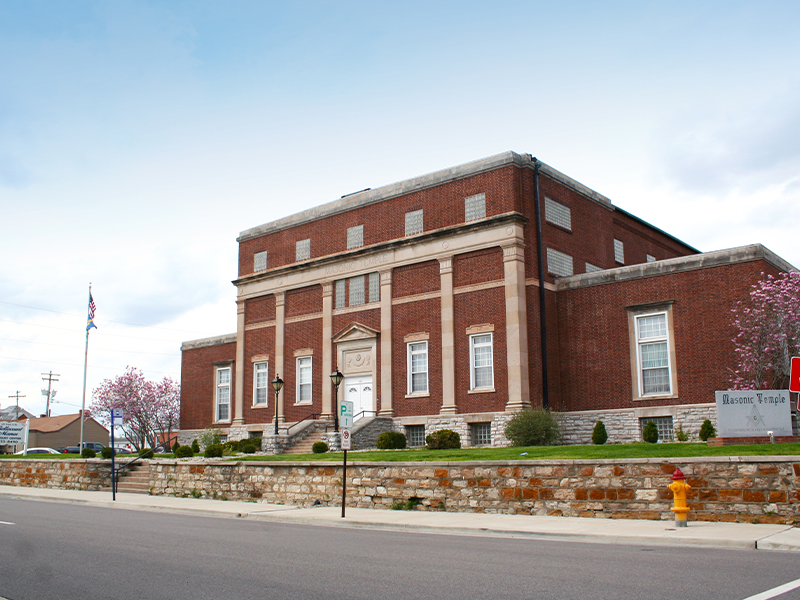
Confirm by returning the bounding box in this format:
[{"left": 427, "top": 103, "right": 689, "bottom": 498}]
[{"left": 179, "top": 152, "right": 797, "bottom": 449}]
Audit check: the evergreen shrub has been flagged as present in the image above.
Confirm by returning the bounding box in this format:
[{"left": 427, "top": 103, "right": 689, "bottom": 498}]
[
  {"left": 642, "top": 421, "right": 659, "bottom": 443},
  {"left": 175, "top": 445, "right": 194, "bottom": 458},
  {"left": 241, "top": 443, "right": 257, "bottom": 454},
  {"left": 204, "top": 444, "right": 224, "bottom": 458},
  {"left": 312, "top": 441, "right": 329, "bottom": 454},
  {"left": 172, "top": 440, "right": 181, "bottom": 453},
  {"left": 100, "top": 447, "right": 113, "bottom": 459},
  {"left": 376, "top": 431, "right": 407, "bottom": 449},
  {"left": 81, "top": 448, "right": 96, "bottom": 459},
  {"left": 504, "top": 409, "right": 562, "bottom": 446},
  {"left": 699, "top": 419, "right": 717, "bottom": 442},
  {"left": 191, "top": 439, "right": 200, "bottom": 453},
  {"left": 425, "top": 429, "right": 461, "bottom": 450},
  {"left": 592, "top": 421, "right": 608, "bottom": 445}
]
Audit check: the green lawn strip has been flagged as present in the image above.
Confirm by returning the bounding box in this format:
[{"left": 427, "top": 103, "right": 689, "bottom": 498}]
[{"left": 224, "top": 442, "right": 800, "bottom": 462}]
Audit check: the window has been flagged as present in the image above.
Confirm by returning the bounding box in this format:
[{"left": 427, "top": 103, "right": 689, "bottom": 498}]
[
  {"left": 296, "top": 356, "right": 312, "bottom": 403},
  {"left": 407, "top": 341, "right": 429, "bottom": 394},
  {"left": 646, "top": 254, "right": 656, "bottom": 263},
  {"left": 469, "top": 333, "right": 494, "bottom": 390},
  {"left": 546, "top": 248, "right": 574, "bottom": 277},
  {"left": 544, "top": 197, "right": 571, "bottom": 230},
  {"left": 614, "top": 239, "right": 625, "bottom": 264},
  {"left": 349, "top": 275, "right": 365, "bottom": 306},
  {"left": 253, "top": 362, "right": 268, "bottom": 406},
  {"left": 254, "top": 251, "right": 268, "bottom": 273},
  {"left": 347, "top": 225, "right": 363, "bottom": 249},
  {"left": 368, "top": 272, "right": 380, "bottom": 303},
  {"left": 639, "top": 416, "right": 674, "bottom": 442},
  {"left": 335, "top": 279, "right": 346, "bottom": 309},
  {"left": 636, "top": 312, "right": 671, "bottom": 395},
  {"left": 470, "top": 422, "right": 492, "bottom": 446},
  {"left": 296, "top": 239, "right": 311, "bottom": 261},
  {"left": 406, "top": 425, "right": 425, "bottom": 447},
  {"left": 585, "top": 262, "right": 602, "bottom": 273},
  {"left": 464, "top": 193, "right": 486, "bottom": 222},
  {"left": 405, "top": 210, "right": 423, "bottom": 235},
  {"left": 215, "top": 367, "right": 231, "bottom": 421}
]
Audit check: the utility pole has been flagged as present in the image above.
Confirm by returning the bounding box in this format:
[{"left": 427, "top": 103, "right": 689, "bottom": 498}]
[
  {"left": 8, "top": 391, "right": 25, "bottom": 419},
  {"left": 41, "top": 371, "right": 60, "bottom": 417}
]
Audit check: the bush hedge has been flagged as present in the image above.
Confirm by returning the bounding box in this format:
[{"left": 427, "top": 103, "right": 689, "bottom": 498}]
[
  {"left": 426, "top": 429, "right": 460, "bottom": 450},
  {"left": 504, "top": 409, "right": 562, "bottom": 446},
  {"left": 175, "top": 445, "right": 194, "bottom": 458},
  {"left": 204, "top": 443, "right": 224, "bottom": 458},
  {"left": 81, "top": 448, "right": 96, "bottom": 459},
  {"left": 376, "top": 431, "right": 407, "bottom": 449},
  {"left": 312, "top": 441, "right": 329, "bottom": 454}
]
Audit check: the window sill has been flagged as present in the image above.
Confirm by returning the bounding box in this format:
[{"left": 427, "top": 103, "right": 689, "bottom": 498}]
[
  {"left": 251, "top": 404, "right": 270, "bottom": 409},
  {"left": 633, "top": 393, "right": 678, "bottom": 401},
  {"left": 405, "top": 392, "right": 430, "bottom": 399},
  {"left": 468, "top": 388, "right": 495, "bottom": 394},
  {"left": 294, "top": 402, "right": 312, "bottom": 406}
]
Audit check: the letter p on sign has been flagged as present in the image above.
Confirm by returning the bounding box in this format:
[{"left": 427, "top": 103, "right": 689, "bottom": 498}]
[{"left": 791, "top": 357, "right": 800, "bottom": 393}]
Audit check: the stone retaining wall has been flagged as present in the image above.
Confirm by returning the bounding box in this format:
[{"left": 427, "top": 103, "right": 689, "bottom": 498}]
[{"left": 2, "top": 456, "right": 798, "bottom": 524}]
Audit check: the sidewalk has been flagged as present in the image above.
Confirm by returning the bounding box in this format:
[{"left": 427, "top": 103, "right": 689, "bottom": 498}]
[{"left": 2, "top": 485, "right": 798, "bottom": 552}]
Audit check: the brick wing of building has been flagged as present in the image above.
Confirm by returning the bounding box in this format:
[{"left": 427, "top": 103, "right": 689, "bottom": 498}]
[{"left": 179, "top": 151, "right": 798, "bottom": 449}]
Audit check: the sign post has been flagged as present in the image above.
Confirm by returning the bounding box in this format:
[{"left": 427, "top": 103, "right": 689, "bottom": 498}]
[
  {"left": 790, "top": 357, "right": 800, "bottom": 394},
  {"left": 339, "top": 401, "right": 353, "bottom": 518},
  {"left": 110, "top": 408, "right": 124, "bottom": 501}
]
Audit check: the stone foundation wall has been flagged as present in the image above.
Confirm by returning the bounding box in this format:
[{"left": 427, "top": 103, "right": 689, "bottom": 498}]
[{"left": 4, "top": 456, "right": 795, "bottom": 524}]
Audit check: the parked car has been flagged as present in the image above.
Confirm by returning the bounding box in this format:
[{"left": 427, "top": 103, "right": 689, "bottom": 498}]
[
  {"left": 14, "top": 447, "right": 61, "bottom": 455},
  {"left": 61, "top": 442, "right": 105, "bottom": 454}
]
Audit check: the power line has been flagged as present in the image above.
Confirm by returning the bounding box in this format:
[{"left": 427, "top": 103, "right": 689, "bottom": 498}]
[
  {"left": 0, "top": 355, "right": 179, "bottom": 376},
  {"left": 0, "top": 336, "right": 179, "bottom": 356}
]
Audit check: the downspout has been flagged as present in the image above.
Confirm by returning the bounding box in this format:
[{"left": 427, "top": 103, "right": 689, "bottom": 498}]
[{"left": 531, "top": 157, "right": 550, "bottom": 410}]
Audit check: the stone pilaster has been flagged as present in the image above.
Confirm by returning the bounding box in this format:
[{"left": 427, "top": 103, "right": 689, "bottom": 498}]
[
  {"left": 439, "top": 257, "right": 457, "bottom": 414},
  {"left": 321, "top": 282, "right": 333, "bottom": 421},
  {"left": 232, "top": 299, "right": 246, "bottom": 427},
  {"left": 502, "top": 242, "right": 531, "bottom": 411},
  {"left": 379, "top": 269, "right": 394, "bottom": 416},
  {"left": 274, "top": 291, "right": 286, "bottom": 426}
]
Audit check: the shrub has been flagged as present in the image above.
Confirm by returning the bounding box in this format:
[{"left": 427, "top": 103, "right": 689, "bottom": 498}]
[
  {"left": 699, "top": 419, "right": 717, "bottom": 442},
  {"left": 138, "top": 447, "right": 154, "bottom": 458},
  {"left": 376, "top": 431, "right": 407, "bottom": 449},
  {"left": 204, "top": 443, "right": 224, "bottom": 458},
  {"left": 241, "top": 443, "right": 257, "bottom": 454},
  {"left": 191, "top": 439, "right": 200, "bottom": 453},
  {"left": 426, "top": 429, "right": 461, "bottom": 450},
  {"left": 81, "top": 448, "right": 96, "bottom": 459},
  {"left": 504, "top": 409, "right": 562, "bottom": 446},
  {"left": 175, "top": 445, "right": 194, "bottom": 458},
  {"left": 592, "top": 421, "right": 608, "bottom": 445},
  {"left": 675, "top": 424, "right": 689, "bottom": 442},
  {"left": 172, "top": 440, "right": 181, "bottom": 453},
  {"left": 642, "top": 421, "right": 659, "bottom": 443},
  {"left": 199, "top": 428, "right": 221, "bottom": 450},
  {"left": 101, "top": 447, "right": 114, "bottom": 459},
  {"left": 312, "top": 441, "right": 329, "bottom": 454},
  {"left": 247, "top": 437, "right": 262, "bottom": 451}
]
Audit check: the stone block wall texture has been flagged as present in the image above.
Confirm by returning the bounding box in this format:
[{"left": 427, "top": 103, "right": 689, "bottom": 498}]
[{"left": 3, "top": 456, "right": 797, "bottom": 524}]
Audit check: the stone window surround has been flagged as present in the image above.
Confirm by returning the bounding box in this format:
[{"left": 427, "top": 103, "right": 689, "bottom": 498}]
[
  {"left": 253, "top": 360, "right": 269, "bottom": 408},
  {"left": 214, "top": 364, "right": 232, "bottom": 424},
  {"left": 627, "top": 301, "right": 679, "bottom": 401},
  {"left": 296, "top": 355, "right": 313, "bottom": 405},
  {"left": 406, "top": 339, "right": 429, "bottom": 397},
  {"left": 468, "top": 327, "right": 495, "bottom": 393}
]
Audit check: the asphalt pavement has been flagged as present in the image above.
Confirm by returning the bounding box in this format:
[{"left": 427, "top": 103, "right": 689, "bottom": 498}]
[{"left": 1, "top": 484, "right": 798, "bottom": 552}]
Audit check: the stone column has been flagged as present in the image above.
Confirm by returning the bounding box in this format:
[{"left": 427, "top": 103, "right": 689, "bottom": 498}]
[
  {"left": 502, "top": 242, "right": 531, "bottom": 411},
  {"left": 379, "top": 269, "right": 394, "bottom": 416},
  {"left": 439, "top": 257, "right": 457, "bottom": 414},
  {"left": 274, "top": 291, "right": 286, "bottom": 426},
  {"left": 232, "top": 299, "right": 246, "bottom": 428},
  {"left": 321, "top": 282, "right": 333, "bottom": 421}
]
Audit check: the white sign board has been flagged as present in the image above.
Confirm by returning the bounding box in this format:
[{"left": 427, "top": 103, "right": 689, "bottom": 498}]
[
  {"left": 111, "top": 408, "right": 124, "bottom": 421},
  {"left": 341, "top": 428, "right": 351, "bottom": 451},
  {"left": 0, "top": 421, "right": 27, "bottom": 445},
  {"left": 715, "top": 390, "right": 793, "bottom": 437},
  {"left": 340, "top": 400, "right": 354, "bottom": 430}
]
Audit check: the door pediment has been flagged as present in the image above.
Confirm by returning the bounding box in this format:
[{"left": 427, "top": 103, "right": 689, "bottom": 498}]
[{"left": 332, "top": 322, "right": 379, "bottom": 343}]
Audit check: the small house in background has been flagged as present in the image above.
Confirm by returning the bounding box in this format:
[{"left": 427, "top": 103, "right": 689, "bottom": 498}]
[
  {"left": 26, "top": 414, "right": 109, "bottom": 451},
  {"left": 0, "top": 406, "right": 35, "bottom": 422}
]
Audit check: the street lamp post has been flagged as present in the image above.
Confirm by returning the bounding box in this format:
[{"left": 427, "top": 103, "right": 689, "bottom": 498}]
[
  {"left": 330, "top": 369, "right": 344, "bottom": 432},
  {"left": 271, "top": 375, "right": 284, "bottom": 436}
]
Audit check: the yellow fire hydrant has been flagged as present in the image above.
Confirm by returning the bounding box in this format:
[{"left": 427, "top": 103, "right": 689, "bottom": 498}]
[{"left": 668, "top": 468, "right": 691, "bottom": 527}]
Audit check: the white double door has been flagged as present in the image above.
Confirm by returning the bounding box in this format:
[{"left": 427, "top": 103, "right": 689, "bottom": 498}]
[{"left": 344, "top": 375, "right": 373, "bottom": 421}]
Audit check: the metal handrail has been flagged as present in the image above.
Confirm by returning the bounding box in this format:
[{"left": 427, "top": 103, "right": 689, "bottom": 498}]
[
  {"left": 114, "top": 434, "right": 178, "bottom": 493},
  {"left": 353, "top": 410, "right": 378, "bottom": 421},
  {"left": 283, "top": 413, "right": 321, "bottom": 436}
]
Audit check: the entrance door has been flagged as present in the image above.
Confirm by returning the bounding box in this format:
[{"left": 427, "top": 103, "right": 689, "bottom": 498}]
[{"left": 344, "top": 376, "right": 373, "bottom": 421}]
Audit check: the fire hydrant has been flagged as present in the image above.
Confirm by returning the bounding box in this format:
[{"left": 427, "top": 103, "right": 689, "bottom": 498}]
[{"left": 668, "top": 468, "right": 691, "bottom": 527}]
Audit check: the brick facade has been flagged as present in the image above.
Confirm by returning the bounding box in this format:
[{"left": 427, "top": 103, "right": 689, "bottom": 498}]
[{"left": 180, "top": 152, "right": 797, "bottom": 447}]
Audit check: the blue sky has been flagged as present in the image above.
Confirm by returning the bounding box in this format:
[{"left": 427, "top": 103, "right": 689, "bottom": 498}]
[{"left": 2, "top": 1, "right": 799, "bottom": 418}]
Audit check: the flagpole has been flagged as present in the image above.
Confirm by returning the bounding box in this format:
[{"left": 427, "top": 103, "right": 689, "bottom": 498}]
[{"left": 80, "top": 283, "right": 94, "bottom": 452}]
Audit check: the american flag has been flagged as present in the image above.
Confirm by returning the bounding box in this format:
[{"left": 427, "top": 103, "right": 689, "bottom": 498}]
[{"left": 86, "top": 292, "right": 97, "bottom": 331}]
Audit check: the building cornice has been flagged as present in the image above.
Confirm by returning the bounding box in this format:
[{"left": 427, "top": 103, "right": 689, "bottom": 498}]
[{"left": 181, "top": 334, "right": 237, "bottom": 352}]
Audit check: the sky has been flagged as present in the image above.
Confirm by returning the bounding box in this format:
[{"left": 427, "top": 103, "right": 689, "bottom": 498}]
[{"left": 1, "top": 0, "right": 799, "bottom": 419}]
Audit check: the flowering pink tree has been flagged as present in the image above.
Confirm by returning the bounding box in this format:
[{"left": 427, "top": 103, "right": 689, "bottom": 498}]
[
  {"left": 730, "top": 271, "right": 800, "bottom": 390},
  {"left": 91, "top": 367, "right": 180, "bottom": 451}
]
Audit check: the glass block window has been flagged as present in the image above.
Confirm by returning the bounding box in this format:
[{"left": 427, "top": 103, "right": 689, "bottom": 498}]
[
  {"left": 368, "top": 272, "right": 380, "bottom": 303},
  {"left": 296, "top": 239, "right": 311, "bottom": 261},
  {"left": 546, "top": 248, "right": 574, "bottom": 277},
  {"left": 405, "top": 209, "right": 423, "bottom": 236},
  {"left": 544, "top": 197, "right": 571, "bottom": 231},
  {"left": 464, "top": 193, "right": 486, "bottom": 222},
  {"left": 216, "top": 367, "right": 231, "bottom": 421},
  {"left": 347, "top": 225, "right": 364, "bottom": 249},
  {"left": 349, "top": 275, "right": 365, "bottom": 306},
  {"left": 297, "top": 356, "right": 312, "bottom": 403},
  {"left": 471, "top": 422, "right": 492, "bottom": 446},
  {"left": 614, "top": 239, "right": 625, "bottom": 264},
  {"left": 406, "top": 425, "right": 426, "bottom": 447},
  {"left": 646, "top": 254, "right": 656, "bottom": 263},
  {"left": 335, "top": 280, "right": 346, "bottom": 309},
  {"left": 248, "top": 431, "right": 262, "bottom": 439},
  {"left": 407, "top": 341, "right": 428, "bottom": 394},
  {"left": 639, "top": 416, "right": 674, "bottom": 442},
  {"left": 585, "top": 263, "right": 603, "bottom": 273},
  {"left": 253, "top": 362, "right": 268, "bottom": 406},
  {"left": 636, "top": 313, "right": 671, "bottom": 395},
  {"left": 254, "top": 251, "right": 268, "bottom": 272},
  {"left": 469, "top": 333, "right": 494, "bottom": 390}
]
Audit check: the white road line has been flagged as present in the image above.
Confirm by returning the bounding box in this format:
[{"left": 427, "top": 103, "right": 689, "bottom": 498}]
[
  {"left": 0, "top": 520, "right": 14, "bottom": 525},
  {"left": 742, "top": 577, "right": 800, "bottom": 600}
]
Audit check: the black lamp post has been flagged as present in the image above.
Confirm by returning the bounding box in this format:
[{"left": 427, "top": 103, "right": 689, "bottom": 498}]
[
  {"left": 330, "top": 369, "right": 344, "bottom": 432},
  {"left": 271, "top": 375, "right": 284, "bottom": 435}
]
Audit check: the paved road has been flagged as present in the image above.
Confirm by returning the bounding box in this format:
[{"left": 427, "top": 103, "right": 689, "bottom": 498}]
[{"left": 1, "top": 497, "right": 799, "bottom": 600}]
